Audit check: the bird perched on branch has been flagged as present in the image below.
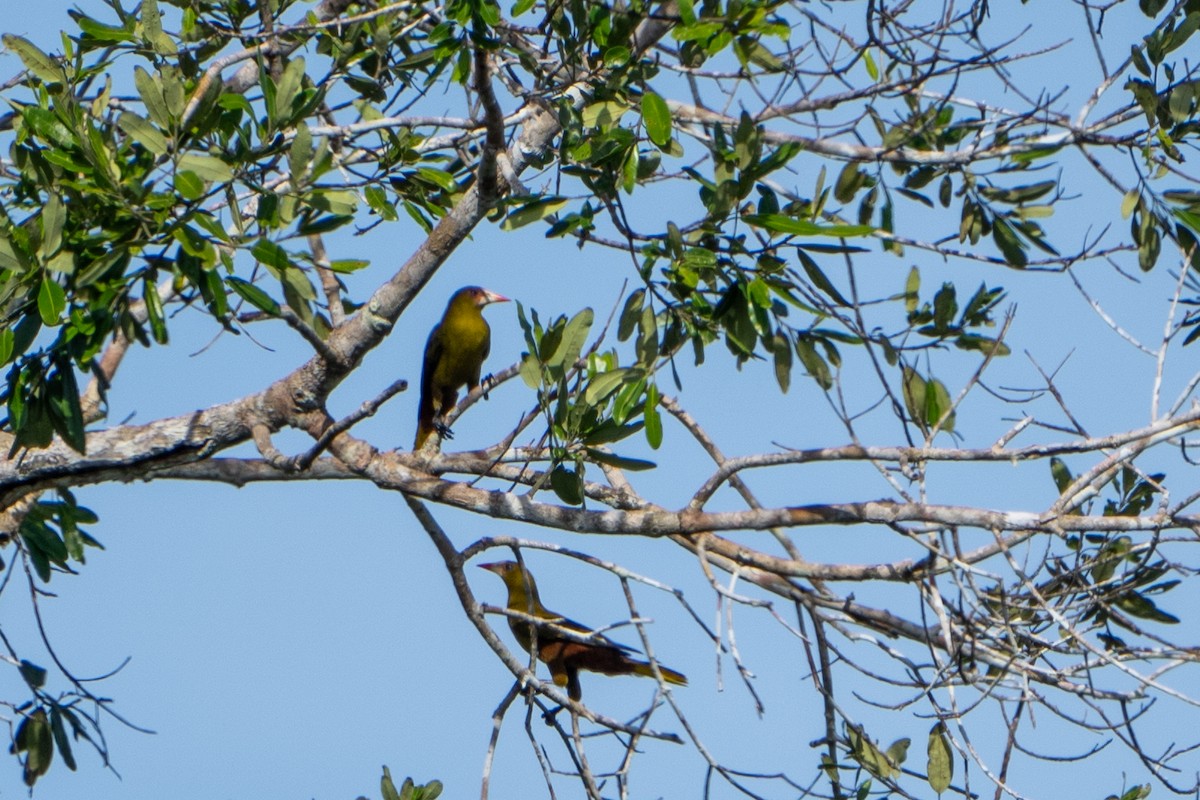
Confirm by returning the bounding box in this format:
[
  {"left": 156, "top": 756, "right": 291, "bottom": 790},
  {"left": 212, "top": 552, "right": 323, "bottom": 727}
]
[
  {"left": 480, "top": 560, "right": 688, "bottom": 701},
  {"left": 415, "top": 286, "right": 509, "bottom": 450}
]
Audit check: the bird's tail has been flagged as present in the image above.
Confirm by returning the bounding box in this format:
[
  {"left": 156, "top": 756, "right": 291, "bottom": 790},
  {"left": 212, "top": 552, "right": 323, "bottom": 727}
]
[
  {"left": 415, "top": 390, "right": 437, "bottom": 449},
  {"left": 631, "top": 661, "right": 688, "bottom": 687},
  {"left": 414, "top": 417, "right": 434, "bottom": 449}
]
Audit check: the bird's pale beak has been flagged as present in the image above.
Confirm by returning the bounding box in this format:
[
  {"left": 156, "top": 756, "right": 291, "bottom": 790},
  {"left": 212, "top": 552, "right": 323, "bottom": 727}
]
[
  {"left": 481, "top": 290, "right": 510, "bottom": 305},
  {"left": 479, "top": 562, "right": 503, "bottom": 574}
]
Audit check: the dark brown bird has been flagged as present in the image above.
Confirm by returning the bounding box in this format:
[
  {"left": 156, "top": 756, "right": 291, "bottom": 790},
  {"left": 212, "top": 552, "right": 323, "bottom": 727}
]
[
  {"left": 415, "top": 286, "right": 509, "bottom": 450},
  {"left": 480, "top": 560, "right": 688, "bottom": 700}
]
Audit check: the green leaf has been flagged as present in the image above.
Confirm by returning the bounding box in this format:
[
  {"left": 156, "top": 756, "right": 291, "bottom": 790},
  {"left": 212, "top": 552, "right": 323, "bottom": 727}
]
[
  {"left": 581, "top": 420, "right": 643, "bottom": 445},
  {"left": 864, "top": 49, "right": 878, "bottom": 80},
  {"left": 47, "top": 360, "right": 86, "bottom": 453},
  {"left": 611, "top": 375, "right": 646, "bottom": 425},
  {"left": 603, "top": 45, "right": 631, "bottom": 68},
  {"left": 992, "top": 218, "right": 1028, "bottom": 268},
  {"left": 834, "top": 163, "right": 866, "bottom": 203},
  {"left": 365, "top": 186, "right": 398, "bottom": 221},
  {"left": 847, "top": 724, "right": 899, "bottom": 780},
  {"left": 0, "top": 234, "right": 29, "bottom": 273},
  {"left": 932, "top": 283, "right": 957, "bottom": 329},
  {"left": 174, "top": 170, "right": 204, "bottom": 201},
  {"left": 134, "top": 66, "right": 171, "bottom": 126},
  {"left": 228, "top": 278, "right": 280, "bottom": 316},
  {"left": 551, "top": 308, "right": 593, "bottom": 369},
  {"left": 550, "top": 464, "right": 584, "bottom": 505},
  {"left": 902, "top": 367, "right": 927, "bottom": 428},
  {"left": 954, "top": 334, "right": 1011, "bottom": 356},
  {"left": 797, "top": 250, "right": 850, "bottom": 306},
  {"left": 41, "top": 195, "right": 64, "bottom": 257},
  {"left": 905, "top": 266, "right": 920, "bottom": 313},
  {"left": 174, "top": 225, "right": 212, "bottom": 258},
  {"left": 0, "top": 328, "right": 14, "bottom": 365},
  {"left": 584, "top": 368, "right": 633, "bottom": 405},
  {"left": 537, "top": 317, "right": 566, "bottom": 367},
  {"left": 644, "top": 382, "right": 662, "bottom": 449},
  {"left": 518, "top": 354, "right": 542, "bottom": 389},
  {"left": 141, "top": 0, "right": 177, "bottom": 54},
  {"left": 290, "top": 122, "right": 313, "bottom": 185},
  {"left": 177, "top": 154, "right": 233, "bottom": 183},
  {"left": 772, "top": 331, "right": 792, "bottom": 393},
  {"left": 618, "top": 289, "right": 645, "bottom": 342},
  {"left": 924, "top": 376, "right": 955, "bottom": 433},
  {"left": 641, "top": 91, "right": 672, "bottom": 147},
  {"left": 926, "top": 722, "right": 953, "bottom": 794},
  {"left": 636, "top": 304, "right": 659, "bottom": 366},
  {"left": 3, "top": 35, "right": 62, "bottom": 84},
  {"left": 16, "top": 709, "right": 53, "bottom": 786},
  {"left": 48, "top": 707, "right": 76, "bottom": 772},
  {"left": 18, "top": 660, "right": 46, "bottom": 690},
  {"left": 281, "top": 265, "right": 317, "bottom": 306},
  {"left": 500, "top": 196, "right": 569, "bottom": 231},
  {"left": 585, "top": 448, "right": 656, "bottom": 471},
  {"left": 795, "top": 337, "right": 832, "bottom": 389},
  {"left": 38, "top": 277, "right": 67, "bottom": 325},
  {"left": 1173, "top": 207, "right": 1200, "bottom": 237},
  {"left": 10, "top": 316, "right": 41, "bottom": 365},
  {"left": 144, "top": 277, "right": 168, "bottom": 344},
  {"left": 582, "top": 100, "right": 628, "bottom": 128},
  {"left": 382, "top": 766, "right": 402, "bottom": 800},
  {"left": 272, "top": 57, "right": 308, "bottom": 123},
  {"left": 1115, "top": 591, "right": 1179, "bottom": 623},
  {"left": 740, "top": 38, "right": 783, "bottom": 71},
  {"left": 938, "top": 176, "right": 953, "bottom": 207},
  {"left": 251, "top": 238, "right": 292, "bottom": 271},
  {"left": 76, "top": 15, "right": 135, "bottom": 43},
  {"left": 297, "top": 214, "right": 354, "bottom": 236},
  {"left": 622, "top": 146, "right": 638, "bottom": 193},
  {"left": 980, "top": 180, "right": 1056, "bottom": 205},
  {"left": 327, "top": 259, "right": 370, "bottom": 274},
  {"left": 744, "top": 214, "right": 874, "bottom": 237}
]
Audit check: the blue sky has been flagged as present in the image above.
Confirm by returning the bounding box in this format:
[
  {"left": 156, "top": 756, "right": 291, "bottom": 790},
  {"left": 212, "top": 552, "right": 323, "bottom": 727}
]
[{"left": 2, "top": 1, "right": 1198, "bottom": 798}]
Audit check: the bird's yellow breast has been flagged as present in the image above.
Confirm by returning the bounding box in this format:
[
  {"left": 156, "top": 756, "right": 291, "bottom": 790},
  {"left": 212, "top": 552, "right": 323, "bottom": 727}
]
[{"left": 431, "top": 313, "right": 490, "bottom": 386}]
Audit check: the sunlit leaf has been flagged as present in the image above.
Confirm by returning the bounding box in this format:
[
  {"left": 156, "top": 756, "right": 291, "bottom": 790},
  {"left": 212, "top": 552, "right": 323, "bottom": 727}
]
[
  {"left": 641, "top": 91, "right": 672, "bottom": 147},
  {"left": 38, "top": 277, "right": 67, "bottom": 325},
  {"left": 744, "top": 214, "right": 874, "bottom": 237},
  {"left": 228, "top": 277, "right": 280, "bottom": 315},
  {"left": 644, "top": 382, "right": 662, "bottom": 449},
  {"left": 927, "top": 722, "right": 953, "bottom": 794}
]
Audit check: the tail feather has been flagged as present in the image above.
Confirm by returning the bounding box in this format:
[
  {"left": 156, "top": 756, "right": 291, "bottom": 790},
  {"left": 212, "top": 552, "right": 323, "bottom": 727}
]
[
  {"left": 415, "top": 389, "right": 437, "bottom": 449},
  {"left": 415, "top": 417, "right": 434, "bottom": 449},
  {"left": 631, "top": 661, "right": 688, "bottom": 686}
]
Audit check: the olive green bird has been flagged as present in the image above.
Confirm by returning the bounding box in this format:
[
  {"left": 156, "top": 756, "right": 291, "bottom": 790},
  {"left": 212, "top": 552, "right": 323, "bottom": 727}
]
[
  {"left": 415, "top": 286, "right": 509, "bottom": 450},
  {"left": 480, "top": 560, "right": 688, "bottom": 701}
]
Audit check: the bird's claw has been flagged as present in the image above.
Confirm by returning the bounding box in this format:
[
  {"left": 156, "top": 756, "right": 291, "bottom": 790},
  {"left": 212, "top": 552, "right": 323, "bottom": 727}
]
[
  {"left": 542, "top": 705, "right": 563, "bottom": 726},
  {"left": 481, "top": 373, "right": 496, "bottom": 401},
  {"left": 434, "top": 421, "right": 454, "bottom": 440}
]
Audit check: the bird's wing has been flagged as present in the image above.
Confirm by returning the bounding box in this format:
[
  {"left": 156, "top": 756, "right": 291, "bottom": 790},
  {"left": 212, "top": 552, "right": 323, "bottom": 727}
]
[
  {"left": 539, "top": 612, "right": 637, "bottom": 654},
  {"left": 420, "top": 326, "right": 445, "bottom": 408}
]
